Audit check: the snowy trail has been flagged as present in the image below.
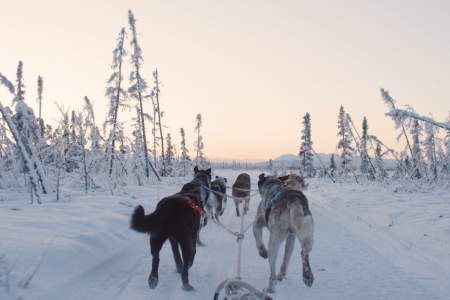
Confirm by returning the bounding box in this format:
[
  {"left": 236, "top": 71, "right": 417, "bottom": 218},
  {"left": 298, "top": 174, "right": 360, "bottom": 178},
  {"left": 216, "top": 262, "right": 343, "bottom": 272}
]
[{"left": 34, "top": 177, "right": 447, "bottom": 300}]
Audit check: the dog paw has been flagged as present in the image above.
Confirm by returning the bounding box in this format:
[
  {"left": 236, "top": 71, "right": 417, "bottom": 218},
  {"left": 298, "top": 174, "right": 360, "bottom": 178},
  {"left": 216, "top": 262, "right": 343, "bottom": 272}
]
[
  {"left": 197, "top": 240, "right": 206, "bottom": 247},
  {"left": 277, "top": 273, "right": 286, "bottom": 281},
  {"left": 258, "top": 247, "right": 268, "bottom": 259},
  {"left": 175, "top": 265, "right": 183, "bottom": 274},
  {"left": 182, "top": 284, "right": 194, "bottom": 291},
  {"left": 303, "top": 270, "right": 314, "bottom": 287},
  {"left": 148, "top": 275, "right": 158, "bottom": 289}
]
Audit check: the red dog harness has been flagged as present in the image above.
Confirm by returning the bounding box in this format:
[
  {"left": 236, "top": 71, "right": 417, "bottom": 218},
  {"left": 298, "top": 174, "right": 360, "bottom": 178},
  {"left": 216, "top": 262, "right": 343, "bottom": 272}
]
[{"left": 186, "top": 196, "right": 205, "bottom": 216}]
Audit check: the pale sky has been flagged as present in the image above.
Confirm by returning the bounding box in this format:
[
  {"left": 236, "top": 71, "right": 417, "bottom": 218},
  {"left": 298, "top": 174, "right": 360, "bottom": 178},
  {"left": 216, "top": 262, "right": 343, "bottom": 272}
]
[{"left": 1, "top": 0, "right": 450, "bottom": 160}]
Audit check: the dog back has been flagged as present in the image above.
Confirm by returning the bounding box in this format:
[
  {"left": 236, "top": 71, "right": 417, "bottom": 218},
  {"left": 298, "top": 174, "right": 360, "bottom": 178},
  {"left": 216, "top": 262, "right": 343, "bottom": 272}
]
[{"left": 232, "top": 173, "right": 251, "bottom": 198}]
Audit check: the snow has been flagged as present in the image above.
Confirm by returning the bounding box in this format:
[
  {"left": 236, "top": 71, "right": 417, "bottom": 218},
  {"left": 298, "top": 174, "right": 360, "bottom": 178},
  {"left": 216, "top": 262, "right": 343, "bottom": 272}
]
[{"left": 1, "top": 170, "right": 449, "bottom": 299}]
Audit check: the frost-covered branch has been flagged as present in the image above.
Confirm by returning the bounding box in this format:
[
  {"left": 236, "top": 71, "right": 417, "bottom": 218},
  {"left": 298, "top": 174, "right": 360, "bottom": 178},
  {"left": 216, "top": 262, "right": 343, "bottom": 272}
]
[
  {"left": 386, "top": 109, "right": 450, "bottom": 131},
  {"left": 0, "top": 72, "right": 15, "bottom": 94}
]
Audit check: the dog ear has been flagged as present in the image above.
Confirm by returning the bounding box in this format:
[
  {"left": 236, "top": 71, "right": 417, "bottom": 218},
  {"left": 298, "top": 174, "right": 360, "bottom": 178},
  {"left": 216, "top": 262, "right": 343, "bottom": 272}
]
[
  {"left": 224, "top": 178, "right": 227, "bottom": 183},
  {"left": 206, "top": 168, "right": 211, "bottom": 175},
  {"left": 194, "top": 166, "right": 199, "bottom": 173},
  {"left": 278, "top": 175, "right": 289, "bottom": 181},
  {"left": 215, "top": 176, "right": 219, "bottom": 179},
  {"left": 258, "top": 173, "right": 265, "bottom": 181}
]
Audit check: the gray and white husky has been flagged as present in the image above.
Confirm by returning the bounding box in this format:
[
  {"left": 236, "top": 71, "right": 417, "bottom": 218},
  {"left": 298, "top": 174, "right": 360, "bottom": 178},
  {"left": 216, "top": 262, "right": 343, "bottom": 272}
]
[
  {"left": 253, "top": 173, "right": 314, "bottom": 293},
  {"left": 206, "top": 176, "right": 227, "bottom": 220}
]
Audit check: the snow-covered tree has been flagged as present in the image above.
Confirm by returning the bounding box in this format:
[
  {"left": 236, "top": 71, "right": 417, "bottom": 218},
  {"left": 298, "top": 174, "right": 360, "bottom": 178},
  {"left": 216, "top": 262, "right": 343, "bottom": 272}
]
[
  {"left": 381, "top": 88, "right": 413, "bottom": 157},
  {"left": 180, "top": 127, "right": 191, "bottom": 176},
  {"left": 7, "top": 62, "right": 48, "bottom": 195},
  {"left": 64, "top": 110, "right": 83, "bottom": 172},
  {"left": 410, "top": 119, "right": 424, "bottom": 179},
  {"left": 128, "top": 10, "right": 159, "bottom": 181},
  {"left": 299, "top": 112, "right": 315, "bottom": 177},
  {"left": 443, "top": 117, "right": 450, "bottom": 176},
  {"left": 423, "top": 122, "right": 438, "bottom": 179},
  {"left": 130, "top": 107, "right": 145, "bottom": 186},
  {"left": 152, "top": 69, "right": 166, "bottom": 176},
  {"left": 83, "top": 97, "right": 101, "bottom": 151},
  {"left": 374, "top": 142, "right": 387, "bottom": 180},
  {"left": 165, "top": 133, "right": 175, "bottom": 175},
  {"left": 73, "top": 112, "right": 89, "bottom": 192},
  {"left": 359, "top": 117, "right": 374, "bottom": 179},
  {"left": 329, "top": 154, "right": 337, "bottom": 178},
  {"left": 194, "top": 113, "right": 206, "bottom": 167},
  {"left": 36, "top": 76, "right": 44, "bottom": 136},
  {"left": 337, "top": 106, "right": 354, "bottom": 175},
  {"left": 13, "top": 61, "right": 25, "bottom": 105},
  {"left": 105, "top": 27, "right": 127, "bottom": 177},
  {"left": 0, "top": 103, "right": 42, "bottom": 201}
]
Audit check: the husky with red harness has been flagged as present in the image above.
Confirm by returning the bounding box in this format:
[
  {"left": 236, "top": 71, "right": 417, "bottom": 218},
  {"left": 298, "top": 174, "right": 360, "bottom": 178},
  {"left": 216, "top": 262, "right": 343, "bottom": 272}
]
[{"left": 130, "top": 166, "right": 211, "bottom": 291}]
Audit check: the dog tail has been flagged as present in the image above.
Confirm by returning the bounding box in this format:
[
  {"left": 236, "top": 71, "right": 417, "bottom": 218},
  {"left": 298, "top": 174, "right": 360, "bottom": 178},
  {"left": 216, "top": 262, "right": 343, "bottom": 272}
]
[{"left": 130, "top": 205, "right": 157, "bottom": 234}]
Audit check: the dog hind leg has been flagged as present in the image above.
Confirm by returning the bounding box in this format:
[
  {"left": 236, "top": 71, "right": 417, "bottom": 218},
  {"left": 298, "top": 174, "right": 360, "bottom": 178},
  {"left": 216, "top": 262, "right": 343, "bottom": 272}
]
[
  {"left": 169, "top": 238, "right": 183, "bottom": 273},
  {"left": 267, "top": 229, "right": 286, "bottom": 293},
  {"left": 291, "top": 213, "right": 314, "bottom": 287},
  {"left": 180, "top": 239, "right": 195, "bottom": 291},
  {"left": 243, "top": 197, "right": 250, "bottom": 215},
  {"left": 148, "top": 235, "right": 167, "bottom": 289},
  {"left": 253, "top": 215, "right": 268, "bottom": 258},
  {"left": 278, "top": 233, "right": 295, "bottom": 281}
]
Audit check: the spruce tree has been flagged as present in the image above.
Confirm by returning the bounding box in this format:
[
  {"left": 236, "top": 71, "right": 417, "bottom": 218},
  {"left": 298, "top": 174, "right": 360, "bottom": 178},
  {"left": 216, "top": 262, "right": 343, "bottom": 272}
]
[
  {"left": 337, "top": 106, "right": 354, "bottom": 175},
  {"left": 195, "top": 113, "right": 205, "bottom": 167},
  {"left": 128, "top": 10, "right": 159, "bottom": 181},
  {"left": 180, "top": 127, "right": 190, "bottom": 176},
  {"left": 299, "top": 112, "right": 315, "bottom": 177},
  {"left": 374, "top": 142, "right": 387, "bottom": 180},
  {"left": 360, "top": 117, "right": 374, "bottom": 179},
  {"left": 411, "top": 119, "right": 423, "bottom": 179},
  {"left": 9, "top": 61, "right": 48, "bottom": 194},
  {"left": 36, "top": 76, "right": 44, "bottom": 136},
  {"left": 165, "top": 133, "right": 174, "bottom": 175},
  {"left": 424, "top": 122, "right": 438, "bottom": 179},
  {"left": 105, "top": 27, "right": 127, "bottom": 177},
  {"left": 329, "top": 154, "right": 337, "bottom": 178},
  {"left": 152, "top": 69, "right": 166, "bottom": 175}
]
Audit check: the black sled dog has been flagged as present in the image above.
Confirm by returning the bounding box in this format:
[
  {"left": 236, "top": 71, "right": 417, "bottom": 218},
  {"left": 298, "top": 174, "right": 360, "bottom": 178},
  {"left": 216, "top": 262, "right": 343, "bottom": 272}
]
[
  {"left": 130, "top": 166, "right": 211, "bottom": 291},
  {"left": 232, "top": 173, "right": 251, "bottom": 216}
]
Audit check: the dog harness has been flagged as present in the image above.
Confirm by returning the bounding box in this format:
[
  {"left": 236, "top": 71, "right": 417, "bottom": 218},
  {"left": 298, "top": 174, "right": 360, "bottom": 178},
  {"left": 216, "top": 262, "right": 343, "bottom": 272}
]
[
  {"left": 265, "top": 189, "right": 282, "bottom": 223},
  {"left": 186, "top": 196, "right": 205, "bottom": 216},
  {"left": 266, "top": 189, "right": 282, "bottom": 210}
]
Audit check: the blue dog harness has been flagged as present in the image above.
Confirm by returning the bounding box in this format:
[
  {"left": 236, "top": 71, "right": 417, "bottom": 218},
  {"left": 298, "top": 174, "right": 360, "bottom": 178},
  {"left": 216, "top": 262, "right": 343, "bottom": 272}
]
[
  {"left": 265, "top": 188, "right": 282, "bottom": 223},
  {"left": 266, "top": 189, "right": 282, "bottom": 210}
]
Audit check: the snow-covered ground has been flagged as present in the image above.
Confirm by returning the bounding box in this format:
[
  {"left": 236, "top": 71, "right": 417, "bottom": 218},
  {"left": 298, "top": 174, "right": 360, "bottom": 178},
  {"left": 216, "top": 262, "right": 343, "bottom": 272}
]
[{"left": 1, "top": 170, "right": 449, "bottom": 299}]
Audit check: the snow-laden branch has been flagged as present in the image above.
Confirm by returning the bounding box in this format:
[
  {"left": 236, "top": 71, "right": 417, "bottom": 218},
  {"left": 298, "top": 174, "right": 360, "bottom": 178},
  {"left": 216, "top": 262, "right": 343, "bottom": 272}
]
[
  {"left": 386, "top": 109, "right": 450, "bottom": 131},
  {"left": 0, "top": 72, "right": 15, "bottom": 94}
]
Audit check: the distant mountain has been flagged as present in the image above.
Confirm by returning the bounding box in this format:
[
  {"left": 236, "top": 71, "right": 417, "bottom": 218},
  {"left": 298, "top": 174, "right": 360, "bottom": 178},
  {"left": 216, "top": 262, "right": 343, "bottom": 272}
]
[
  {"left": 274, "top": 154, "right": 299, "bottom": 162},
  {"left": 274, "top": 153, "right": 332, "bottom": 168}
]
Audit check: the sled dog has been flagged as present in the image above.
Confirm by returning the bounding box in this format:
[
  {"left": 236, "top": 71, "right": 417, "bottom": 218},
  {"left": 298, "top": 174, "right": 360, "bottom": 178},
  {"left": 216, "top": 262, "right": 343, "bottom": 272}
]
[
  {"left": 278, "top": 174, "right": 307, "bottom": 191},
  {"left": 206, "top": 176, "right": 227, "bottom": 220},
  {"left": 232, "top": 173, "right": 251, "bottom": 216},
  {"left": 253, "top": 173, "right": 314, "bottom": 293},
  {"left": 130, "top": 167, "right": 211, "bottom": 291}
]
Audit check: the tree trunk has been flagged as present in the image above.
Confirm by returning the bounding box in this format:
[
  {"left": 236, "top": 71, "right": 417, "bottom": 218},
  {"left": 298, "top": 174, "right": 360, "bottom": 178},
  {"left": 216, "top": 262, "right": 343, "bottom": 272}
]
[
  {"left": 154, "top": 69, "right": 166, "bottom": 176},
  {"left": 135, "top": 66, "right": 160, "bottom": 181}
]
